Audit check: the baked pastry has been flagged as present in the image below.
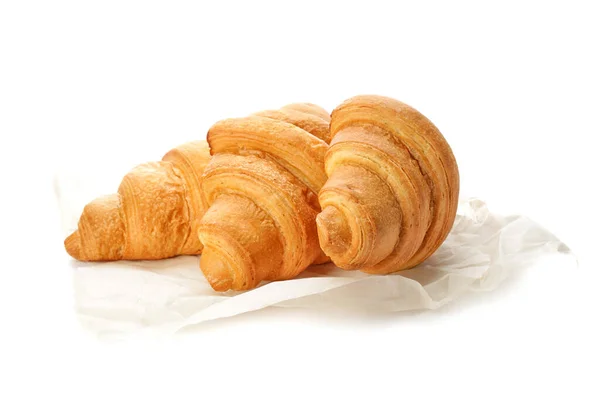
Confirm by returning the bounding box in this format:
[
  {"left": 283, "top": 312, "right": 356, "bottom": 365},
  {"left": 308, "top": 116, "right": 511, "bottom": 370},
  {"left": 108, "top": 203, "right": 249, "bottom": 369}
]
[
  {"left": 253, "top": 102, "right": 331, "bottom": 143},
  {"left": 198, "top": 103, "right": 330, "bottom": 291},
  {"left": 316, "top": 95, "right": 459, "bottom": 273},
  {"left": 64, "top": 141, "right": 211, "bottom": 261}
]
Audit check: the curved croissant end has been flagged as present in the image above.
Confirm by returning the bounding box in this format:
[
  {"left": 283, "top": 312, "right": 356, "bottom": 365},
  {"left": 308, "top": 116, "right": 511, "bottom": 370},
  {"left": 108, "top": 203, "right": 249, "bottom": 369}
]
[
  {"left": 316, "top": 95, "right": 460, "bottom": 274},
  {"left": 199, "top": 107, "right": 330, "bottom": 291},
  {"left": 64, "top": 141, "right": 211, "bottom": 261},
  {"left": 64, "top": 193, "right": 125, "bottom": 261}
]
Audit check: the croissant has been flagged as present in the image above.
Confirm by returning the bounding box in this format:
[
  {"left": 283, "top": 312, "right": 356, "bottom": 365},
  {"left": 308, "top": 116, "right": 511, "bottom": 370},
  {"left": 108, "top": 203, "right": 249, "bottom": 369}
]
[
  {"left": 198, "top": 103, "right": 330, "bottom": 291},
  {"left": 316, "top": 95, "right": 460, "bottom": 274},
  {"left": 64, "top": 141, "right": 211, "bottom": 261}
]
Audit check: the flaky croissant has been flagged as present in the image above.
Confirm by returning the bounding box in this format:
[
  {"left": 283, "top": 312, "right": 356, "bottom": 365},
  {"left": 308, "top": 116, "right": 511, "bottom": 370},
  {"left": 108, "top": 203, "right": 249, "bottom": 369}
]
[
  {"left": 198, "top": 103, "right": 330, "bottom": 291},
  {"left": 316, "top": 95, "right": 460, "bottom": 274},
  {"left": 64, "top": 141, "right": 211, "bottom": 261}
]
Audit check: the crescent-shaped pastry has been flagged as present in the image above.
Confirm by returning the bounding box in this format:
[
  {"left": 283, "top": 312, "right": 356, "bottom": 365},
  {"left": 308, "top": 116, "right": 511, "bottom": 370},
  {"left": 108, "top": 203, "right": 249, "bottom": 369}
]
[
  {"left": 316, "top": 95, "right": 459, "bottom": 273},
  {"left": 64, "top": 141, "right": 211, "bottom": 261},
  {"left": 198, "top": 103, "right": 330, "bottom": 291}
]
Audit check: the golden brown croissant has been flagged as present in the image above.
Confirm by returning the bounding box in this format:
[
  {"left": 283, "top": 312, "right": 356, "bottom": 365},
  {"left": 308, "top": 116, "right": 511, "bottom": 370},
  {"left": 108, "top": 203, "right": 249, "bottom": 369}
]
[
  {"left": 64, "top": 141, "right": 211, "bottom": 261},
  {"left": 316, "top": 95, "right": 460, "bottom": 274},
  {"left": 198, "top": 103, "right": 330, "bottom": 291}
]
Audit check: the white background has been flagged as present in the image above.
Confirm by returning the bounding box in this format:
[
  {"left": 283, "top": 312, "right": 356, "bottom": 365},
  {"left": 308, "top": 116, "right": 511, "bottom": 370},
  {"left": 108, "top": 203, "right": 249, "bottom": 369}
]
[{"left": 1, "top": 1, "right": 598, "bottom": 399}]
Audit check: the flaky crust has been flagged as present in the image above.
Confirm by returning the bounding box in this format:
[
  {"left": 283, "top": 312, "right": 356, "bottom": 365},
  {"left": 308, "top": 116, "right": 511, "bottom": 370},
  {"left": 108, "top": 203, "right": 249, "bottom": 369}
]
[
  {"left": 316, "top": 95, "right": 459, "bottom": 273},
  {"left": 198, "top": 104, "right": 330, "bottom": 291},
  {"left": 64, "top": 141, "right": 210, "bottom": 261},
  {"left": 253, "top": 102, "right": 331, "bottom": 143}
]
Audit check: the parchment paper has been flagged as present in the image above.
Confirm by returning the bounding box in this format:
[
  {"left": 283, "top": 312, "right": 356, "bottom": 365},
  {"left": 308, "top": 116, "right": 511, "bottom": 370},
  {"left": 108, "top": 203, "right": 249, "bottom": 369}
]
[{"left": 55, "top": 172, "right": 574, "bottom": 336}]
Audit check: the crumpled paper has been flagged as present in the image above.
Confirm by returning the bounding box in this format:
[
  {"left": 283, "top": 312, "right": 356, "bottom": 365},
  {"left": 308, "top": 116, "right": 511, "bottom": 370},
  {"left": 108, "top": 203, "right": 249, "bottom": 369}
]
[{"left": 55, "top": 172, "right": 574, "bottom": 336}]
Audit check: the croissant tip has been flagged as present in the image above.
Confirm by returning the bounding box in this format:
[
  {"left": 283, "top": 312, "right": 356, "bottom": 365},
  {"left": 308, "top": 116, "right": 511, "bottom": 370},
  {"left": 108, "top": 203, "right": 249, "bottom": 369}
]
[
  {"left": 316, "top": 206, "right": 350, "bottom": 256},
  {"left": 207, "top": 277, "right": 234, "bottom": 292},
  {"left": 317, "top": 206, "right": 365, "bottom": 271},
  {"left": 200, "top": 249, "right": 235, "bottom": 292},
  {"left": 64, "top": 231, "right": 82, "bottom": 260}
]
